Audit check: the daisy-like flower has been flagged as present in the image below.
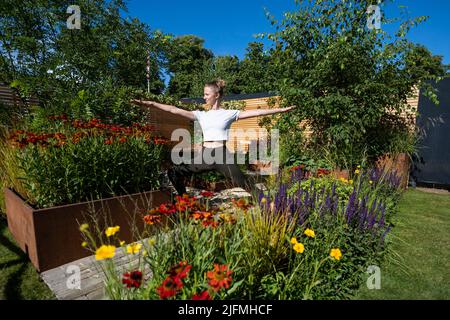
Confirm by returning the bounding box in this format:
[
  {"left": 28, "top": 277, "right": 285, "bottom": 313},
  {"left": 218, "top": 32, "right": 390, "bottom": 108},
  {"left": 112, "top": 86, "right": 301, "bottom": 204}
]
[
  {"left": 330, "top": 248, "right": 343, "bottom": 260},
  {"left": 192, "top": 290, "right": 212, "bottom": 300},
  {"left": 293, "top": 242, "right": 305, "bottom": 254},
  {"left": 95, "top": 245, "right": 116, "bottom": 260},
  {"left": 105, "top": 226, "right": 120, "bottom": 237},
  {"left": 304, "top": 228, "right": 315, "bottom": 238},
  {"left": 156, "top": 276, "right": 183, "bottom": 299},
  {"left": 126, "top": 243, "right": 142, "bottom": 254},
  {"left": 122, "top": 270, "right": 143, "bottom": 288},
  {"left": 167, "top": 261, "right": 192, "bottom": 279},
  {"left": 143, "top": 214, "right": 161, "bottom": 225},
  {"left": 290, "top": 237, "right": 298, "bottom": 244},
  {"left": 207, "top": 264, "right": 233, "bottom": 292}
]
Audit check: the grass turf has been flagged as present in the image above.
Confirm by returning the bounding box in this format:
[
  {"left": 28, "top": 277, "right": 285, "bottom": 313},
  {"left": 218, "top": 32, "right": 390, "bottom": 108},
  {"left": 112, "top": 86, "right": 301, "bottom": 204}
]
[
  {"left": 356, "top": 189, "right": 450, "bottom": 299},
  {"left": 0, "top": 215, "right": 55, "bottom": 300}
]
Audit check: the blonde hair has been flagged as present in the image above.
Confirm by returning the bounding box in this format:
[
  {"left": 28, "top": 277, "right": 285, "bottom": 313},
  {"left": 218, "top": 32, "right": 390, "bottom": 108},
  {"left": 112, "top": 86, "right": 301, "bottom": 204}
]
[{"left": 205, "top": 79, "right": 226, "bottom": 99}]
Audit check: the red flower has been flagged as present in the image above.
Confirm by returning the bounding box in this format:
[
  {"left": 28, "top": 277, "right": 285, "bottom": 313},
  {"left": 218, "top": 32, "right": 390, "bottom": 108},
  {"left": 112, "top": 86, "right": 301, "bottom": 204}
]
[
  {"left": 207, "top": 264, "right": 233, "bottom": 292},
  {"left": 200, "top": 191, "right": 215, "bottom": 197},
  {"left": 202, "top": 219, "right": 220, "bottom": 228},
  {"left": 118, "top": 137, "right": 127, "bottom": 143},
  {"left": 192, "top": 290, "right": 212, "bottom": 300},
  {"left": 317, "top": 168, "right": 331, "bottom": 176},
  {"left": 156, "top": 276, "right": 183, "bottom": 299},
  {"left": 143, "top": 214, "right": 162, "bottom": 225},
  {"left": 167, "top": 261, "right": 192, "bottom": 279},
  {"left": 158, "top": 203, "right": 176, "bottom": 215},
  {"left": 122, "top": 270, "right": 143, "bottom": 288}
]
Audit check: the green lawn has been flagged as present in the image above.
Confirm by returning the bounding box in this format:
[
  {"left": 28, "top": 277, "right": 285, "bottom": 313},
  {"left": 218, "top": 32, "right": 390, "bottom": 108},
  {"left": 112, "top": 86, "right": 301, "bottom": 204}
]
[
  {"left": 0, "top": 215, "right": 55, "bottom": 300},
  {"left": 356, "top": 189, "right": 450, "bottom": 299}
]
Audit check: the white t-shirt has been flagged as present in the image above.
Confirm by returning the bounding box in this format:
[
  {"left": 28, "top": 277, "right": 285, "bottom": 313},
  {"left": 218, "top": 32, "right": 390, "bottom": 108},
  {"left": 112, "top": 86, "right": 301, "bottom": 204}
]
[{"left": 192, "top": 109, "right": 240, "bottom": 141}]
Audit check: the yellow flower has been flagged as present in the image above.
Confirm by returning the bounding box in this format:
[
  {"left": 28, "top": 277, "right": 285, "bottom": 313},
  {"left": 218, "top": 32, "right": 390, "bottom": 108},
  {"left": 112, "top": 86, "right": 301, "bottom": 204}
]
[
  {"left": 293, "top": 242, "right": 305, "bottom": 254},
  {"left": 148, "top": 238, "right": 156, "bottom": 246},
  {"left": 369, "top": 180, "right": 373, "bottom": 185},
  {"left": 304, "top": 228, "right": 315, "bottom": 238},
  {"left": 95, "top": 245, "right": 116, "bottom": 260},
  {"left": 290, "top": 237, "right": 298, "bottom": 244},
  {"left": 330, "top": 248, "right": 342, "bottom": 260},
  {"left": 142, "top": 250, "right": 148, "bottom": 257},
  {"left": 127, "top": 243, "right": 142, "bottom": 254},
  {"left": 81, "top": 241, "right": 88, "bottom": 248},
  {"left": 348, "top": 179, "right": 353, "bottom": 184},
  {"left": 339, "top": 177, "right": 348, "bottom": 183},
  {"left": 79, "top": 223, "right": 89, "bottom": 232},
  {"left": 354, "top": 169, "right": 360, "bottom": 174},
  {"left": 119, "top": 240, "right": 125, "bottom": 246},
  {"left": 105, "top": 226, "right": 120, "bottom": 237},
  {"left": 357, "top": 165, "right": 361, "bottom": 169},
  {"left": 260, "top": 197, "right": 267, "bottom": 204}
]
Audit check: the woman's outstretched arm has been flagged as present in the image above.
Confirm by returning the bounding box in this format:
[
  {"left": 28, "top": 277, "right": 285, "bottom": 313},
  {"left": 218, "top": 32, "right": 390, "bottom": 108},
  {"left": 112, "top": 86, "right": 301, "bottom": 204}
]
[
  {"left": 237, "top": 106, "right": 297, "bottom": 120},
  {"left": 130, "top": 99, "right": 195, "bottom": 121}
]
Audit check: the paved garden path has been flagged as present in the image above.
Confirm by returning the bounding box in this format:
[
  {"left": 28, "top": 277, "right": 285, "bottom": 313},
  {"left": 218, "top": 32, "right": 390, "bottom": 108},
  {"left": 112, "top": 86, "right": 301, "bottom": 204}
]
[{"left": 40, "top": 186, "right": 259, "bottom": 300}]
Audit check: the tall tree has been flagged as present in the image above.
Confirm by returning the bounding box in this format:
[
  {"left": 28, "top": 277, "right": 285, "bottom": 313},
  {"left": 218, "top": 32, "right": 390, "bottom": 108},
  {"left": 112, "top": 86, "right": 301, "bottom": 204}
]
[
  {"left": 165, "top": 35, "right": 213, "bottom": 99},
  {"left": 259, "top": 0, "right": 449, "bottom": 167},
  {"left": 239, "top": 42, "right": 276, "bottom": 93},
  {"left": 0, "top": 0, "right": 166, "bottom": 107}
]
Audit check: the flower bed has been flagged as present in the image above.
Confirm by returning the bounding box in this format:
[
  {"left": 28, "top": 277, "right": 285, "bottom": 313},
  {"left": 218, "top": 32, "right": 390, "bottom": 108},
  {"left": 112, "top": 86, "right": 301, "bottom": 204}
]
[
  {"left": 85, "top": 165, "right": 403, "bottom": 300},
  {"left": 1, "top": 115, "right": 173, "bottom": 271},
  {"left": 3, "top": 115, "right": 169, "bottom": 208}
]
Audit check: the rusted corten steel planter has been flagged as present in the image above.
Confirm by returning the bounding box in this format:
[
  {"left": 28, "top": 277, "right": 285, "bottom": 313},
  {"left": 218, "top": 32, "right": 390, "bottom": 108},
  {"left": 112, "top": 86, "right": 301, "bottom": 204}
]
[{"left": 4, "top": 188, "right": 171, "bottom": 272}]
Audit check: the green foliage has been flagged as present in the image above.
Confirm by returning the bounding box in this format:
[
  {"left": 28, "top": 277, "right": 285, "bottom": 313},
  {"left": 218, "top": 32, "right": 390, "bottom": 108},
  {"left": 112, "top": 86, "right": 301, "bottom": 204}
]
[
  {"left": 91, "top": 165, "right": 403, "bottom": 300},
  {"left": 4, "top": 117, "right": 166, "bottom": 208},
  {"left": 258, "top": 0, "right": 449, "bottom": 168},
  {"left": 0, "top": 0, "right": 166, "bottom": 108}
]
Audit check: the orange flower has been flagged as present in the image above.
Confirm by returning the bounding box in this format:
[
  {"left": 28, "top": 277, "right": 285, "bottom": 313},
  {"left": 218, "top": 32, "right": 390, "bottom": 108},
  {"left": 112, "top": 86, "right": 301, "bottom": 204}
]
[
  {"left": 207, "top": 264, "right": 233, "bottom": 292},
  {"left": 143, "top": 214, "right": 161, "bottom": 225}
]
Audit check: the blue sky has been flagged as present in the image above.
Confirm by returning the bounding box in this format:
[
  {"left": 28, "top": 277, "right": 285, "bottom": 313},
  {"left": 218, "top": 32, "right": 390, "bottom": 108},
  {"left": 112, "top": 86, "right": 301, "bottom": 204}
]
[{"left": 126, "top": 0, "right": 450, "bottom": 64}]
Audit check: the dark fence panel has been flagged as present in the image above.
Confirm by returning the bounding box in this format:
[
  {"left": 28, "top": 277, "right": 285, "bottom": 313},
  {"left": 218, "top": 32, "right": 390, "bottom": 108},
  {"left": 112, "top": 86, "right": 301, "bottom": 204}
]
[{"left": 411, "top": 78, "right": 450, "bottom": 189}]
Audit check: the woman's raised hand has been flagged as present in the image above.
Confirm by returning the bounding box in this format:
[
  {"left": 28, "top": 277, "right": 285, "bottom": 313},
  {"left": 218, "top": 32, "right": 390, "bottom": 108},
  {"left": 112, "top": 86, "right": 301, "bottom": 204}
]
[{"left": 130, "top": 98, "right": 144, "bottom": 105}]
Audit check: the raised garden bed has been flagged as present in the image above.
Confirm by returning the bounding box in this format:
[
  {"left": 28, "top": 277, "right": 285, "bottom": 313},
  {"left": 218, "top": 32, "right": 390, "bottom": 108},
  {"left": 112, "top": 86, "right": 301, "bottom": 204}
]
[{"left": 4, "top": 187, "right": 171, "bottom": 272}]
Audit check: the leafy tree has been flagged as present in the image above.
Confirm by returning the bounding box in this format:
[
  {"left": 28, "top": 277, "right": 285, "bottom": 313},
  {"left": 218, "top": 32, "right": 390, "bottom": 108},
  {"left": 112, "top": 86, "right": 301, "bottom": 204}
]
[
  {"left": 259, "top": 0, "right": 449, "bottom": 168},
  {"left": 239, "top": 42, "right": 277, "bottom": 93},
  {"left": 0, "top": 0, "right": 166, "bottom": 115},
  {"left": 165, "top": 35, "right": 213, "bottom": 99}
]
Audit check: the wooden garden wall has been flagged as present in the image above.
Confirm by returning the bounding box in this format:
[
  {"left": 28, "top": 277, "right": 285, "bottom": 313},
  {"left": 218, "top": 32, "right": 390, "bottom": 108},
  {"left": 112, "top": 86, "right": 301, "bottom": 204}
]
[
  {"left": 148, "top": 88, "right": 419, "bottom": 152},
  {"left": 0, "top": 82, "right": 40, "bottom": 107}
]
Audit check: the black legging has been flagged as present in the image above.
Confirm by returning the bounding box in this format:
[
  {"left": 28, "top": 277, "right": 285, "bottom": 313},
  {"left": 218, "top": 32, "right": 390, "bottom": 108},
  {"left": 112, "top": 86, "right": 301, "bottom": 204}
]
[{"left": 167, "top": 145, "right": 253, "bottom": 196}]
